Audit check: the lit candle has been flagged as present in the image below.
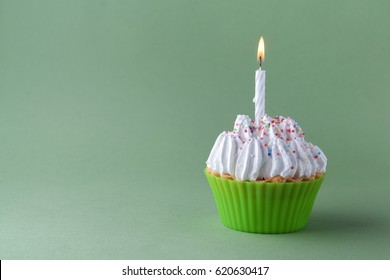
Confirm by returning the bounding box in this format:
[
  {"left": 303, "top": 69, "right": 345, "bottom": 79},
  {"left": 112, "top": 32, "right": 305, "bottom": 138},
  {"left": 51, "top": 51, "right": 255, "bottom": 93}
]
[{"left": 253, "top": 36, "right": 265, "bottom": 121}]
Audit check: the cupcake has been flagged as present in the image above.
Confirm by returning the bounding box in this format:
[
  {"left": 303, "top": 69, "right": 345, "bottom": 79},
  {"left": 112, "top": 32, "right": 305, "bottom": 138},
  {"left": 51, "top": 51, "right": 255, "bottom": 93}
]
[{"left": 205, "top": 115, "right": 327, "bottom": 233}]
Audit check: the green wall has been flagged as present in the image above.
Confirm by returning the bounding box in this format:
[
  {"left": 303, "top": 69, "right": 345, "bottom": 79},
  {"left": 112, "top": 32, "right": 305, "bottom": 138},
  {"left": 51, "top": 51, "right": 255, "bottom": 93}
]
[{"left": 0, "top": 0, "right": 389, "bottom": 259}]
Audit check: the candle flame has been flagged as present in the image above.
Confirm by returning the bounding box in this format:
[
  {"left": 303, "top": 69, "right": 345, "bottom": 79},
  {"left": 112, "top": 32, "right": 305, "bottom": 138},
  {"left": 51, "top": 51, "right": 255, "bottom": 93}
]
[{"left": 257, "top": 36, "right": 265, "bottom": 62}]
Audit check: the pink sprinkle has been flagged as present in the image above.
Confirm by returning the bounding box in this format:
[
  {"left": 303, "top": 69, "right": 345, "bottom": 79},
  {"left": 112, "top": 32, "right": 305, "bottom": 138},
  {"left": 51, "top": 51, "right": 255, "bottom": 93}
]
[
  {"left": 244, "top": 129, "right": 247, "bottom": 133},
  {"left": 291, "top": 166, "right": 295, "bottom": 170}
]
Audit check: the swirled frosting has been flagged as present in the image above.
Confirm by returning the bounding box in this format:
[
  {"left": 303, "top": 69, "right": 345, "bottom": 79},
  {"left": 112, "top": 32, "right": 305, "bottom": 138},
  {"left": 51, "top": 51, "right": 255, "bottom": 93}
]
[{"left": 206, "top": 115, "right": 327, "bottom": 181}]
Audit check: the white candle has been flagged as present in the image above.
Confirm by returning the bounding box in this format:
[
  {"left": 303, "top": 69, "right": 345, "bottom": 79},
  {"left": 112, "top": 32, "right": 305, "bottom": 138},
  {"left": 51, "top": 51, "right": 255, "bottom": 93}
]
[
  {"left": 253, "top": 36, "right": 265, "bottom": 121},
  {"left": 254, "top": 67, "right": 265, "bottom": 121}
]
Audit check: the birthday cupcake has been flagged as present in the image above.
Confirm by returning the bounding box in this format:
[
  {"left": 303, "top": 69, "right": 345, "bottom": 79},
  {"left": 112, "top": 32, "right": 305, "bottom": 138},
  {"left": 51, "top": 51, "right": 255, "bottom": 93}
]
[
  {"left": 205, "top": 115, "right": 327, "bottom": 233},
  {"left": 205, "top": 36, "right": 327, "bottom": 233}
]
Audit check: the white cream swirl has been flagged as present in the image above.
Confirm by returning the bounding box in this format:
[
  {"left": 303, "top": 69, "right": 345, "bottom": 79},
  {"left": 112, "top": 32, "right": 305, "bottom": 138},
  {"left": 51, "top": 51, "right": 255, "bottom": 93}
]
[{"left": 206, "top": 115, "right": 327, "bottom": 180}]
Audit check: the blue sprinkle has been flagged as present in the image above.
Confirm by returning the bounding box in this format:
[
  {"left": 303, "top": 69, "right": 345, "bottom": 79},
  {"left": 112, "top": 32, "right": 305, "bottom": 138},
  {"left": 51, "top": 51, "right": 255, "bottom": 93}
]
[{"left": 318, "top": 151, "right": 321, "bottom": 155}]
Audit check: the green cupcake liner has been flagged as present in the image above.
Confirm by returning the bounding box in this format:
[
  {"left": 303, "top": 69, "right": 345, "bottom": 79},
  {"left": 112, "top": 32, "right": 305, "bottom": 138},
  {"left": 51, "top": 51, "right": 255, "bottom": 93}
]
[{"left": 205, "top": 170, "right": 325, "bottom": 234}]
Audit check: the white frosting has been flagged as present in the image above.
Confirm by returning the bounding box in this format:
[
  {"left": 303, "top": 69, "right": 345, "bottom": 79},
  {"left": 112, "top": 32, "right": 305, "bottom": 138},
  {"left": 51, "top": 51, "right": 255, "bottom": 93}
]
[{"left": 206, "top": 115, "right": 327, "bottom": 180}]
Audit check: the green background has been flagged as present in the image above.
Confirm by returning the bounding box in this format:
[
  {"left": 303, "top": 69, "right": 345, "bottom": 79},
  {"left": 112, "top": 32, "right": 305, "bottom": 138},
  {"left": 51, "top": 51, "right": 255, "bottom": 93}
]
[{"left": 0, "top": 0, "right": 389, "bottom": 259}]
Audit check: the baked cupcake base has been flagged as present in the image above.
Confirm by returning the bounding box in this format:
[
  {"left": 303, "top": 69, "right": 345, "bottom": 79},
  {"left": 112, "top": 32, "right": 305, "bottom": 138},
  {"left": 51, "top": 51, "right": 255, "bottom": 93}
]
[{"left": 205, "top": 168, "right": 325, "bottom": 233}]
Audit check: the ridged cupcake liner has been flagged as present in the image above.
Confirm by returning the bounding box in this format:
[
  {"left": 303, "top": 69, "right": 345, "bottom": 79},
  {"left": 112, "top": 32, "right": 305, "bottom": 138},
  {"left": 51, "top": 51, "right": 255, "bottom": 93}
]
[{"left": 205, "top": 169, "right": 325, "bottom": 233}]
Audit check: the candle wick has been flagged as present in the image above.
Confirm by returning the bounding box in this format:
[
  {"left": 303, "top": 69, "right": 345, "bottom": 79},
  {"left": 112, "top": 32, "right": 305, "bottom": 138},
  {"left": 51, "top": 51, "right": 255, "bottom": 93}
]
[{"left": 259, "top": 57, "right": 262, "bottom": 68}]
